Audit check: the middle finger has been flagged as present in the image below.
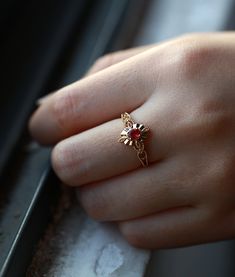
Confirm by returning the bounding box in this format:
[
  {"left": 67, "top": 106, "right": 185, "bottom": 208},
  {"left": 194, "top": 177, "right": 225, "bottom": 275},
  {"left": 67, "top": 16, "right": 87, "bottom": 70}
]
[{"left": 51, "top": 110, "right": 166, "bottom": 186}]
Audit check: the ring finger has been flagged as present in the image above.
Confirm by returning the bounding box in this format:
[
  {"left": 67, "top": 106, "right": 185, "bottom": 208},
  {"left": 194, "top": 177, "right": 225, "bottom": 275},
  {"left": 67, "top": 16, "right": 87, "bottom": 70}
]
[{"left": 78, "top": 156, "right": 195, "bottom": 221}]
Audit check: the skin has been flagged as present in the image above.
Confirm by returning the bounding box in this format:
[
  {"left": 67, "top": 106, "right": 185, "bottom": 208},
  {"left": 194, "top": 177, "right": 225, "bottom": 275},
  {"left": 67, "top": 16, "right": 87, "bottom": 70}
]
[{"left": 29, "top": 33, "right": 235, "bottom": 249}]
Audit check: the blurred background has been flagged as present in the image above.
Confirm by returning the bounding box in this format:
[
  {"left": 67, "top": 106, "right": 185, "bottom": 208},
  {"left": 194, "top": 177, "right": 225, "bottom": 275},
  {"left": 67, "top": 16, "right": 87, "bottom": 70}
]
[{"left": 0, "top": 0, "right": 235, "bottom": 276}]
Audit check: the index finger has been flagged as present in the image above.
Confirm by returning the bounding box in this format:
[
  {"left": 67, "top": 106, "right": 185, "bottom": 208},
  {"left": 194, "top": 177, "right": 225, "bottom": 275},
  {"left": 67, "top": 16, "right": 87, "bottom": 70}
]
[{"left": 29, "top": 48, "right": 158, "bottom": 145}]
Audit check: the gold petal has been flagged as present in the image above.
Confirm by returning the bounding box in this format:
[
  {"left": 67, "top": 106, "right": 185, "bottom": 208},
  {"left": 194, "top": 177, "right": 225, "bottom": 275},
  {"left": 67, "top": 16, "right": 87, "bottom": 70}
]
[
  {"left": 143, "top": 127, "right": 150, "bottom": 133},
  {"left": 118, "top": 137, "right": 125, "bottom": 143}
]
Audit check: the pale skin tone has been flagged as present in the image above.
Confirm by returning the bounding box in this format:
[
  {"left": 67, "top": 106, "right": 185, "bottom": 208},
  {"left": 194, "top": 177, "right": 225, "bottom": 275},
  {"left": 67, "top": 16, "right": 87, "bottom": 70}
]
[{"left": 29, "top": 33, "right": 235, "bottom": 249}]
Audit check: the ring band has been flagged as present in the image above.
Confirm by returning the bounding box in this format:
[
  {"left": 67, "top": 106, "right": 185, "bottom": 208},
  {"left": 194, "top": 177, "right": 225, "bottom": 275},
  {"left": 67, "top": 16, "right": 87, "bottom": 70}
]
[{"left": 118, "top": 112, "right": 150, "bottom": 167}]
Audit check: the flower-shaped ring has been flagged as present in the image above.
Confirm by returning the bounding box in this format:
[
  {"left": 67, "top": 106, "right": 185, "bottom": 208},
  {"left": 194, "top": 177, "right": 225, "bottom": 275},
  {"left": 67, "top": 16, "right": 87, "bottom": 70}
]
[{"left": 118, "top": 112, "right": 150, "bottom": 167}]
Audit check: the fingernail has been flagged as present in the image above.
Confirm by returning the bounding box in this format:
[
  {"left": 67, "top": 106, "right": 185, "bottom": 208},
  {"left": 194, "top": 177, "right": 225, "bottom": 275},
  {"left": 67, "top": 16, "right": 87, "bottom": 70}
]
[{"left": 36, "top": 92, "right": 55, "bottom": 106}]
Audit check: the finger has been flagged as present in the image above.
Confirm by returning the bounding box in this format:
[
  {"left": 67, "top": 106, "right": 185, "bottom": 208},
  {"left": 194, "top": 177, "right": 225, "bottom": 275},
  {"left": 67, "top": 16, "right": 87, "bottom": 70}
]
[
  {"left": 87, "top": 45, "right": 155, "bottom": 75},
  {"left": 29, "top": 47, "right": 158, "bottom": 145},
  {"left": 78, "top": 157, "right": 195, "bottom": 221},
  {"left": 36, "top": 45, "right": 154, "bottom": 105},
  {"left": 118, "top": 207, "right": 211, "bottom": 249},
  {"left": 51, "top": 106, "right": 169, "bottom": 186}
]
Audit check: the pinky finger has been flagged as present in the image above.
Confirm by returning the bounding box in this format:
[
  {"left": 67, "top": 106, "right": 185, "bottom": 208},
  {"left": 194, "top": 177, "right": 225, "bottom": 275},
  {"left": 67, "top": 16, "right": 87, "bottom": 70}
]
[{"left": 118, "top": 207, "right": 216, "bottom": 249}]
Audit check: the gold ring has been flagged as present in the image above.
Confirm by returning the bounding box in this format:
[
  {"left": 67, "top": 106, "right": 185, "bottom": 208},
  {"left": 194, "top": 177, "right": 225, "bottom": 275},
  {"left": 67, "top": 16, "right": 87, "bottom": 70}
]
[{"left": 118, "top": 112, "right": 150, "bottom": 167}]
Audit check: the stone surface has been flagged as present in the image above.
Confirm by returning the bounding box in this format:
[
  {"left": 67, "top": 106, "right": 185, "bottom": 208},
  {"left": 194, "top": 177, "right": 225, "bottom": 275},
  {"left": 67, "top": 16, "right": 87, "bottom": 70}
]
[{"left": 129, "top": 128, "right": 141, "bottom": 140}]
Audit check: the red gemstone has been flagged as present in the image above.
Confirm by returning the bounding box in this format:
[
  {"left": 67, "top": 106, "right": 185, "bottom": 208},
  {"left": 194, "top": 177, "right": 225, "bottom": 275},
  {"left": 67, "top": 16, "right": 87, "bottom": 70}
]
[{"left": 129, "top": 128, "right": 141, "bottom": 140}]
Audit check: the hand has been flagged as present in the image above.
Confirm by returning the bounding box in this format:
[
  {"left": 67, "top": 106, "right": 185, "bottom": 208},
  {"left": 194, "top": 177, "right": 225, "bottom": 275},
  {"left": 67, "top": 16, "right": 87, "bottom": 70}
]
[{"left": 29, "top": 33, "right": 235, "bottom": 249}]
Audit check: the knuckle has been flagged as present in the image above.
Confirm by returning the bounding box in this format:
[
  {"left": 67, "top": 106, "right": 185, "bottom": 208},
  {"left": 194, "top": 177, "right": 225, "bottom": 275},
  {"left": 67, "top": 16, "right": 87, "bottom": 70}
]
[
  {"left": 178, "top": 32, "right": 207, "bottom": 42},
  {"left": 205, "top": 152, "right": 235, "bottom": 212},
  {"left": 171, "top": 37, "right": 215, "bottom": 79},
  {"left": 79, "top": 187, "right": 109, "bottom": 221},
  {"left": 175, "top": 96, "right": 232, "bottom": 142},
  {"left": 198, "top": 98, "right": 232, "bottom": 138}
]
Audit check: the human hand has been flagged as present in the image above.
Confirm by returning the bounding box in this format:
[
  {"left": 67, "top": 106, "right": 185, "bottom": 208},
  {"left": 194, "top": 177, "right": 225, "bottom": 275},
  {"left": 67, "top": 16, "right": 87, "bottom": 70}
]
[{"left": 29, "top": 33, "right": 235, "bottom": 249}]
